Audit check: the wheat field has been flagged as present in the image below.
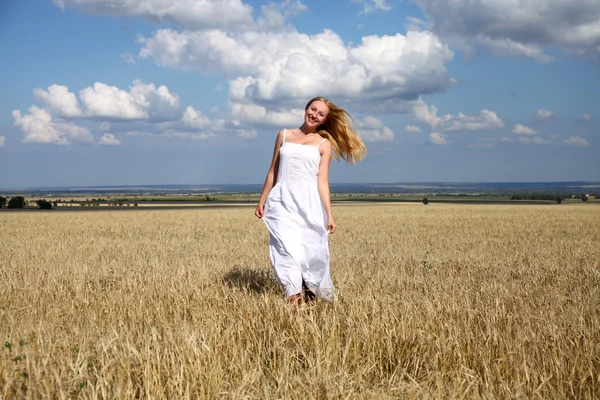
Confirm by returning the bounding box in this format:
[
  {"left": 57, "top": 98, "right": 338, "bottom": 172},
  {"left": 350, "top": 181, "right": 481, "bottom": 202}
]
[{"left": 1, "top": 203, "right": 599, "bottom": 398}]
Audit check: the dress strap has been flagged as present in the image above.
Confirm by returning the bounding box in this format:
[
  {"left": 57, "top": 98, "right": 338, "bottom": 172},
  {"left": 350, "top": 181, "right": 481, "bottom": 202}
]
[
  {"left": 317, "top": 138, "right": 327, "bottom": 148},
  {"left": 283, "top": 129, "right": 287, "bottom": 143}
]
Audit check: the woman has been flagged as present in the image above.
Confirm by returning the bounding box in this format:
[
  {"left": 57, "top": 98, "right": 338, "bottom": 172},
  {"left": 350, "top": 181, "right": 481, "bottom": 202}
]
[{"left": 255, "top": 97, "right": 367, "bottom": 308}]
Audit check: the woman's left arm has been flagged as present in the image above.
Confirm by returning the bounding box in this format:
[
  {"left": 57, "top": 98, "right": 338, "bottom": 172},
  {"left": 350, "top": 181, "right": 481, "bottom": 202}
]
[{"left": 317, "top": 141, "right": 336, "bottom": 234}]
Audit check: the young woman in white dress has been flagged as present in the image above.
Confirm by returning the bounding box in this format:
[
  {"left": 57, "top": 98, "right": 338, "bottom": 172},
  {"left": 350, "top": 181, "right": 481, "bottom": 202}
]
[{"left": 255, "top": 97, "right": 367, "bottom": 308}]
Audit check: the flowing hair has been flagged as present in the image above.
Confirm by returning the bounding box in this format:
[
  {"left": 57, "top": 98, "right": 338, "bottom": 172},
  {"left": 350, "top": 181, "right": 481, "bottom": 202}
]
[{"left": 307, "top": 97, "right": 367, "bottom": 164}]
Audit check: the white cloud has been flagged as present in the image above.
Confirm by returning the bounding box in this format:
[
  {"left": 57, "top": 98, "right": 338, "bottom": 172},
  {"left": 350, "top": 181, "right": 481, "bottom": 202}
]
[
  {"left": 55, "top": 0, "right": 308, "bottom": 32},
  {"left": 80, "top": 80, "right": 180, "bottom": 121},
  {"left": 0, "top": 136, "right": 5, "bottom": 148},
  {"left": 29, "top": 80, "right": 181, "bottom": 123},
  {"left": 230, "top": 103, "right": 304, "bottom": 127},
  {"left": 99, "top": 122, "right": 111, "bottom": 131},
  {"left": 512, "top": 124, "right": 537, "bottom": 135},
  {"left": 429, "top": 132, "right": 448, "bottom": 145},
  {"left": 33, "top": 85, "right": 83, "bottom": 118},
  {"left": 536, "top": 109, "right": 556, "bottom": 121},
  {"left": 113, "top": 106, "right": 230, "bottom": 141},
  {"left": 461, "top": 35, "right": 552, "bottom": 62},
  {"left": 564, "top": 136, "right": 590, "bottom": 147},
  {"left": 414, "top": 0, "right": 600, "bottom": 62},
  {"left": 54, "top": 0, "right": 255, "bottom": 30},
  {"left": 413, "top": 98, "right": 504, "bottom": 131},
  {"left": 255, "top": 0, "right": 307, "bottom": 31},
  {"left": 405, "top": 125, "right": 422, "bottom": 133},
  {"left": 12, "top": 106, "right": 94, "bottom": 145},
  {"left": 139, "top": 29, "right": 454, "bottom": 112},
  {"left": 98, "top": 133, "right": 120, "bottom": 146},
  {"left": 581, "top": 114, "right": 591, "bottom": 121},
  {"left": 353, "top": 0, "right": 392, "bottom": 14},
  {"left": 158, "top": 106, "right": 227, "bottom": 137},
  {"left": 180, "top": 106, "right": 219, "bottom": 130},
  {"left": 357, "top": 117, "right": 394, "bottom": 142},
  {"left": 55, "top": 1, "right": 458, "bottom": 128}
]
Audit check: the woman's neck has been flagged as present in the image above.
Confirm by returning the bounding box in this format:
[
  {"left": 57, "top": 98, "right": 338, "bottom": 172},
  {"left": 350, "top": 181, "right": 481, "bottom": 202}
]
[{"left": 299, "top": 123, "right": 317, "bottom": 134}]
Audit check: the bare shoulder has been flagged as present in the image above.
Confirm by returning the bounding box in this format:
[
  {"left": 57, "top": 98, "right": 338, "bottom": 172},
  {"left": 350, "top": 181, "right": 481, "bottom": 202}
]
[
  {"left": 276, "top": 128, "right": 293, "bottom": 139},
  {"left": 274, "top": 129, "right": 286, "bottom": 143},
  {"left": 319, "top": 138, "right": 332, "bottom": 155}
]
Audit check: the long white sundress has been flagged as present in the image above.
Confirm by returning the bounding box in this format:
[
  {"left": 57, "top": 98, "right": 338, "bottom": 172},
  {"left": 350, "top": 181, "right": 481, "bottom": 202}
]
[{"left": 263, "top": 129, "right": 336, "bottom": 301}]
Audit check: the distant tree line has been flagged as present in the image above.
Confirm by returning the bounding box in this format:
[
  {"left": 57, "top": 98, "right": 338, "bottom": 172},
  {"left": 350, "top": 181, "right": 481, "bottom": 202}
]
[
  {"left": 509, "top": 192, "right": 594, "bottom": 202},
  {"left": 510, "top": 193, "right": 561, "bottom": 201}
]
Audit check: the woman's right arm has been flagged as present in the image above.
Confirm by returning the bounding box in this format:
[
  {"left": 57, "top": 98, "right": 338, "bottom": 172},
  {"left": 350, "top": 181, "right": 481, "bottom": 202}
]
[{"left": 255, "top": 130, "right": 284, "bottom": 218}]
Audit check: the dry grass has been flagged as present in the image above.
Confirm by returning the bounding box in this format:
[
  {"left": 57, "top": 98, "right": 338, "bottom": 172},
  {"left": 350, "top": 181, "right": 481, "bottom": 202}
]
[{"left": 1, "top": 204, "right": 599, "bottom": 398}]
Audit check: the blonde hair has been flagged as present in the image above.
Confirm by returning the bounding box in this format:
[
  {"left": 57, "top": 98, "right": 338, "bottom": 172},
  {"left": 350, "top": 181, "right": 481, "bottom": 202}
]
[{"left": 306, "top": 97, "right": 367, "bottom": 164}]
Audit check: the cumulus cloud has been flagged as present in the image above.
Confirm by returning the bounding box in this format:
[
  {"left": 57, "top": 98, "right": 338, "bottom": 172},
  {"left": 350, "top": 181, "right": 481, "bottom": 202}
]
[
  {"left": 564, "top": 136, "right": 590, "bottom": 147},
  {"left": 139, "top": 29, "right": 454, "bottom": 111},
  {"left": 180, "top": 106, "right": 220, "bottom": 130},
  {"left": 34, "top": 85, "right": 83, "bottom": 118},
  {"left": 12, "top": 106, "right": 94, "bottom": 145},
  {"left": 512, "top": 124, "right": 537, "bottom": 135},
  {"left": 30, "top": 81, "right": 182, "bottom": 123},
  {"left": 405, "top": 125, "right": 422, "bottom": 133},
  {"left": 429, "top": 132, "right": 448, "bottom": 145},
  {"left": 414, "top": 0, "right": 600, "bottom": 62},
  {"left": 0, "top": 136, "right": 5, "bottom": 148},
  {"left": 80, "top": 80, "right": 180, "bottom": 121},
  {"left": 357, "top": 117, "right": 394, "bottom": 142},
  {"left": 98, "top": 133, "right": 120, "bottom": 146},
  {"left": 581, "top": 114, "right": 591, "bottom": 121},
  {"left": 536, "top": 109, "right": 556, "bottom": 121},
  {"left": 23, "top": 82, "right": 239, "bottom": 144},
  {"left": 413, "top": 98, "right": 504, "bottom": 131},
  {"left": 54, "top": 0, "right": 460, "bottom": 131}
]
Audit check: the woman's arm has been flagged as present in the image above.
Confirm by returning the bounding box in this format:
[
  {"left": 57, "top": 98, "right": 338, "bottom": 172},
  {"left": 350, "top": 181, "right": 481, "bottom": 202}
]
[
  {"left": 255, "top": 130, "right": 284, "bottom": 218},
  {"left": 317, "top": 141, "right": 336, "bottom": 233}
]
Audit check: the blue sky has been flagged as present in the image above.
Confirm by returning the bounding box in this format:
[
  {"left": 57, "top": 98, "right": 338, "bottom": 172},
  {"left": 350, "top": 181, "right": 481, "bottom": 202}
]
[{"left": 1, "top": 0, "right": 598, "bottom": 188}]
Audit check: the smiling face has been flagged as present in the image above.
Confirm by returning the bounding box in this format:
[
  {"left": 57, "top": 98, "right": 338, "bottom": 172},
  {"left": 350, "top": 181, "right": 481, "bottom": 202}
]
[{"left": 305, "top": 100, "right": 329, "bottom": 129}]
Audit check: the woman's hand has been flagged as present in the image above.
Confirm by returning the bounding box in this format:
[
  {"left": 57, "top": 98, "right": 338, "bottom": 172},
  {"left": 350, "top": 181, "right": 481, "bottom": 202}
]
[
  {"left": 255, "top": 202, "right": 265, "bottom": 218},
  {"left": 327, "top": 214, "right": 336, "bottom": 234}
]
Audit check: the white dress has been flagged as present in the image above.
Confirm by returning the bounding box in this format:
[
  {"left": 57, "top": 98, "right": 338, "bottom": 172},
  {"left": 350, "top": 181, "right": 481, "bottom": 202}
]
[{"left": 263, "top": 129, "right": 336, "bottom": 301}]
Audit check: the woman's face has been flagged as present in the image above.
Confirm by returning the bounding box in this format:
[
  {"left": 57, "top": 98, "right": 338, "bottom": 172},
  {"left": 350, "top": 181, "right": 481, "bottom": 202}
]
[{"left": 305, "top": 100, "right": 329, "bottom": 129}]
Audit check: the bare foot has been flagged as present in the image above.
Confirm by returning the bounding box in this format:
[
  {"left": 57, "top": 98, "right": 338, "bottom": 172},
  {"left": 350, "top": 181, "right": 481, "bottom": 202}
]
[{"left": 287, "top": 293, "right": 302, "bottom": 310}]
